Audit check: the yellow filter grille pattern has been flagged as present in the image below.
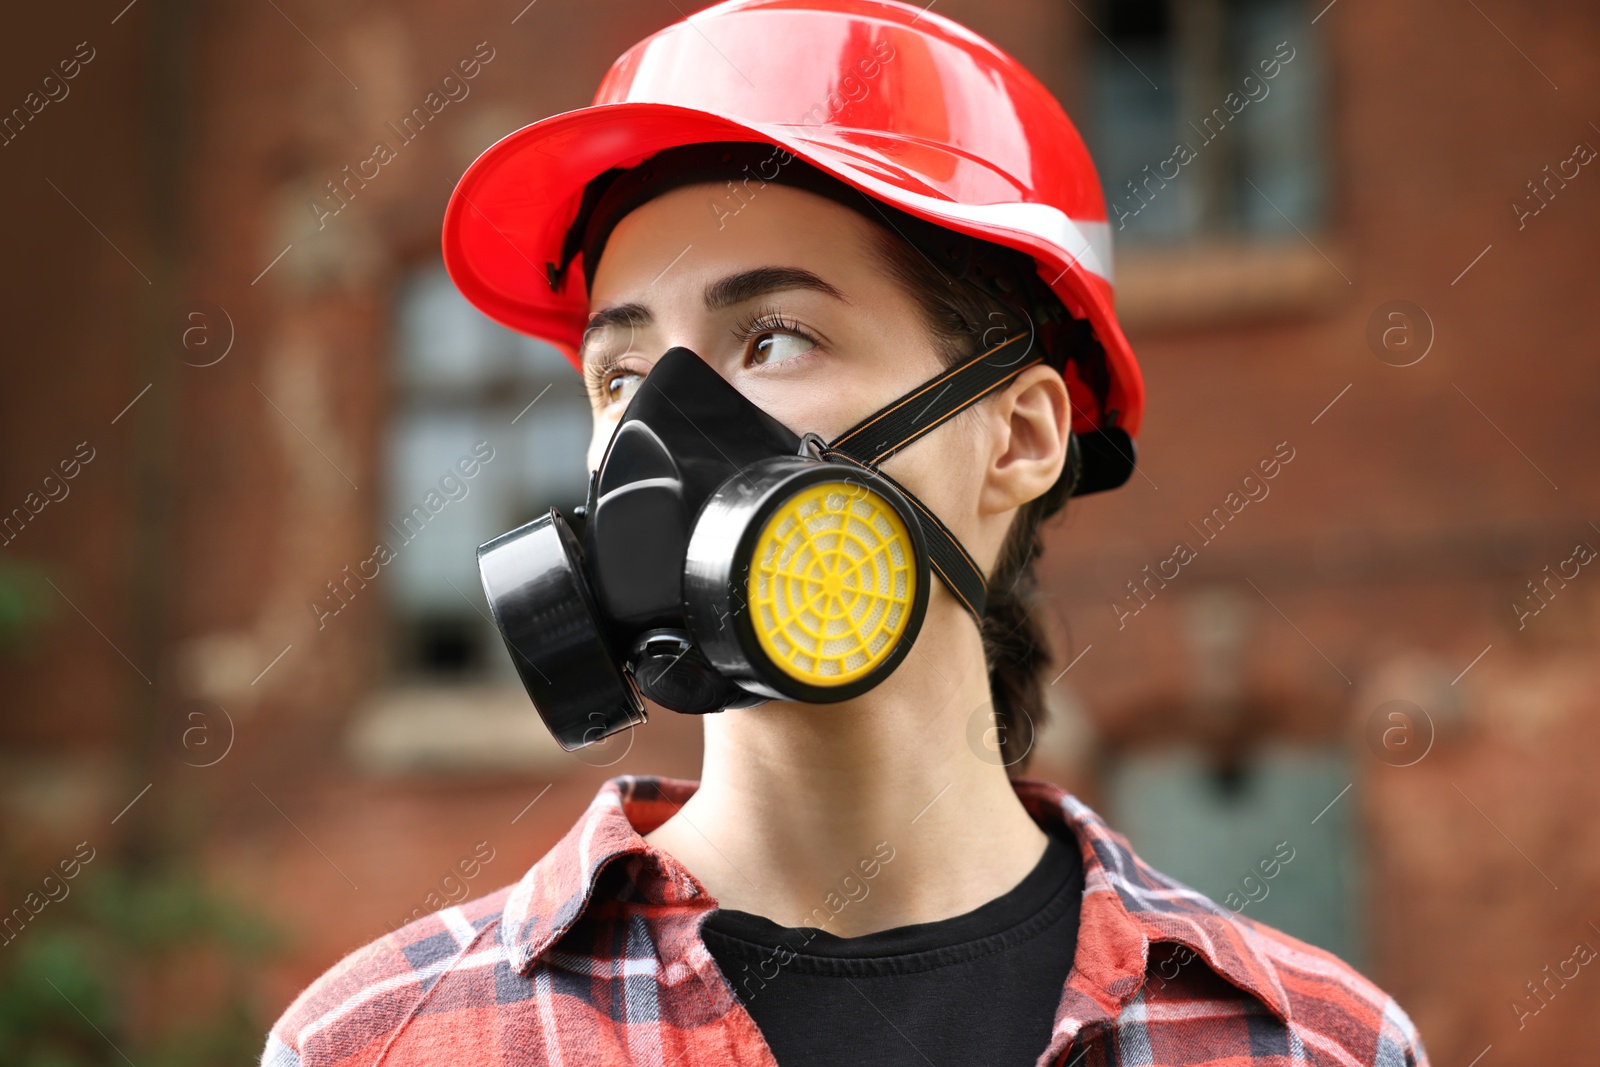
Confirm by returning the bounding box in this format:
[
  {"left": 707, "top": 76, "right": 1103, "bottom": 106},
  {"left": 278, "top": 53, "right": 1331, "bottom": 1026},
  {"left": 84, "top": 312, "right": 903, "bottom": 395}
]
[{"left": 747, "top": 480, "right": 917, "bottom": 687}]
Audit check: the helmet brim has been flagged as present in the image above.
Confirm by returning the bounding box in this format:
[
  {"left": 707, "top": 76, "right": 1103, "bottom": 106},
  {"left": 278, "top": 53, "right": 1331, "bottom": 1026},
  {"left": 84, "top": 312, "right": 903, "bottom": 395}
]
[{"left": 441, "top": 100, "right": 1141, "bottom": 438}]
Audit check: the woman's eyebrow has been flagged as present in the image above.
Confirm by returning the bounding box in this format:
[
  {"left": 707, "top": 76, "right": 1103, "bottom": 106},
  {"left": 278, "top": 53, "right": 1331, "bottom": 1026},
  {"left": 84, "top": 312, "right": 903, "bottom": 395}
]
[
  {"left": 703, "top": 267, "right": 848, "bottom": 311},
  {"left": 585, "top": 302, "right": 652, "bottom": 334}
]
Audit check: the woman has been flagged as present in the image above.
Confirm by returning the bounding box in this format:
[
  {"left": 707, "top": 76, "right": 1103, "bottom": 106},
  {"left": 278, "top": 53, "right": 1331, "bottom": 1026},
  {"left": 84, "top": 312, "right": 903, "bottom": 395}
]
[{"left": 263, "top": 2, "right": 1430, "bottom": 1065}]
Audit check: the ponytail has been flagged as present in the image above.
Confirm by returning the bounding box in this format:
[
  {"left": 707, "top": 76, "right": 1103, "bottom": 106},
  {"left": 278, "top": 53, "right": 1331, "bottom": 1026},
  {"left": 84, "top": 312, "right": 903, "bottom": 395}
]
[
  {"left": 856, "top": 202, "right": 1090, "bottom": 775},
  {"left": 981, "top": 472, "right": 1071, "bottom": 772}
]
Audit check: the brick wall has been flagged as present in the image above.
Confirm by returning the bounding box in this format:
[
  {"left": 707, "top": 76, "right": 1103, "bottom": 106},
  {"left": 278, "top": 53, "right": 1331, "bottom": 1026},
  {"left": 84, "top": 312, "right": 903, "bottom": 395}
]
[{"left": 1, "top": 0, "right": 1596, "bottom": 1058}]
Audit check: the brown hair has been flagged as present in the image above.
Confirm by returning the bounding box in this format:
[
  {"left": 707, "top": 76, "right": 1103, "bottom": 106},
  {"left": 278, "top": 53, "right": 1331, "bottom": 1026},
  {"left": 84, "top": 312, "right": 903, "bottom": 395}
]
[{"left": 859, "top": 214, "right": 1081, "bottom": 775}]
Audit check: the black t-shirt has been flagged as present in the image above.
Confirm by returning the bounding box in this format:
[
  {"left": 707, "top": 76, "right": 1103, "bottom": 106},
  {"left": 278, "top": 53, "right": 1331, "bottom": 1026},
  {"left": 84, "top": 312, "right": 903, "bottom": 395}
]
[{"left": 699, "top": 826, "right": 1084, "bottom": 1066}]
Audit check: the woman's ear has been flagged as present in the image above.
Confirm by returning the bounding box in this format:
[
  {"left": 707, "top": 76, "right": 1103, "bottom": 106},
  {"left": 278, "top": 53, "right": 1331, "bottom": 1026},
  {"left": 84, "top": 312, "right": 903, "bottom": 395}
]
[{"left": 977, "top": 364, "right": 1071, "bottom": 517}]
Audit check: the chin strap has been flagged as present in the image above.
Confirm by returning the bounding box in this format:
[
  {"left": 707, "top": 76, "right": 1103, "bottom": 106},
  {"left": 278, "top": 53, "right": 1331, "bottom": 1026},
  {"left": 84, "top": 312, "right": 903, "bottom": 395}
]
[{"left": 810, "top": 332, "right": 1046, "bottom": 626}]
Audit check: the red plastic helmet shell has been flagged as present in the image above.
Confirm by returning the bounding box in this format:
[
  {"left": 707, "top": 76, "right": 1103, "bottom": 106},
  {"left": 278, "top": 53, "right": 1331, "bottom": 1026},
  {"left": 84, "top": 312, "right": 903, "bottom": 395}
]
[{"left": 441, "top": 0, "right": 1143, "bottom": 439}]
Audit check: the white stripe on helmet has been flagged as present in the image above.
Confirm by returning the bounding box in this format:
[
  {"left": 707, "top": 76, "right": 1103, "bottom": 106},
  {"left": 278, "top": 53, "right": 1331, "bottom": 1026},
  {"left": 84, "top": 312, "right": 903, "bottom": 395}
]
[{"left": 833, "top": 170, "right": 1115, "bottom": 284}]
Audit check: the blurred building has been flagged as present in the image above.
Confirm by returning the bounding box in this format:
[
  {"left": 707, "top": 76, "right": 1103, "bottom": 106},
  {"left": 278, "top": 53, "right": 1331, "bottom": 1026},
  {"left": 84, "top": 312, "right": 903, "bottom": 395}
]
[{"left": 2, "top": 0, "right": 1597, "bottom": 1061}]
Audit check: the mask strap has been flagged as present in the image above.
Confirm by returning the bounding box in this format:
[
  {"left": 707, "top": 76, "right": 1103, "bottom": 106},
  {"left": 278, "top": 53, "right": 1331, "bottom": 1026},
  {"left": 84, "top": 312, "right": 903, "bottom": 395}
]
[{"left": 814, "top": 333, "right": 1046, "bottom": 626}]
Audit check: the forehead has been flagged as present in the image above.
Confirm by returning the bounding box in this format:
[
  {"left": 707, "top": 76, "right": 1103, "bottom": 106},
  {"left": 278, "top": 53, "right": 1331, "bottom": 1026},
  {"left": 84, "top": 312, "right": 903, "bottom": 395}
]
[{"left": 585, "top": 182, "right": 880, "bottom": 308}]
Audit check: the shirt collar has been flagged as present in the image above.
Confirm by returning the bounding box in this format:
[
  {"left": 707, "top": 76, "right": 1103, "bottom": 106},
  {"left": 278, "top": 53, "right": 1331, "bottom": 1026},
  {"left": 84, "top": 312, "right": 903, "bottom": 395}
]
[
  {"left": 499, "top": 775, "right": 704, "bottom": 974},
  {"left": 499, "top": 774, "right": 1291, "bottom": 1026},
  {"left": 1010, "top": 779, "right": 1293, "bottom": 1026}
]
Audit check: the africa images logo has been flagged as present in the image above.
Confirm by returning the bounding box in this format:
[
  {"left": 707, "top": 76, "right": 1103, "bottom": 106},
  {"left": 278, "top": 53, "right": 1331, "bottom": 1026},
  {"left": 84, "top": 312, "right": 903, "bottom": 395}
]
[
  {"left": 308, "top": 441, "right": 495, "bottom": 629},
  {"left": 308, "top": 42, "right": 497, "bottom": 231},
  {"left": 1110, "top": 41, "right": 1298, "bottom": 231}
]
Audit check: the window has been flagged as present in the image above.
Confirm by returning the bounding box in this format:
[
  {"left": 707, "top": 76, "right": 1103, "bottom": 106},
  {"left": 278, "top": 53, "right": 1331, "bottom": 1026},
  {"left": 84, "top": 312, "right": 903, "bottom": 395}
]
[
  {"left": 384, "top": 263, "right": 590, "bottom": 685},
  {"left": 347, "top": 263, "right": 593, "bottom": 774},
  {"left": 1106, "top": 745, "right": 1364, "bottom": 968},
  {"left": 1082, "top": 0, "right": 1326, "bottom": 244}
]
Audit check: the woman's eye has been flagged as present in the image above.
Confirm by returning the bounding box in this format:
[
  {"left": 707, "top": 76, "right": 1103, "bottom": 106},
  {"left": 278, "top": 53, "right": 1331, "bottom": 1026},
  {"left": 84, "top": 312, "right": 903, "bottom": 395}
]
[
  {"left": 749, "top": 331, "right": 815, "bottom": 366},
  {"left": 604, "top": 369, "right": 644, "bottom": 406}
]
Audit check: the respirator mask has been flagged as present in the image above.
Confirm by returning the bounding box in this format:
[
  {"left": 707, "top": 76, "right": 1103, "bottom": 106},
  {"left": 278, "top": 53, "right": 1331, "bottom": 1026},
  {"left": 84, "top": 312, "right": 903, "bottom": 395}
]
[{"left": 478, "top": 331, "right": 1134, "bottom": 751}]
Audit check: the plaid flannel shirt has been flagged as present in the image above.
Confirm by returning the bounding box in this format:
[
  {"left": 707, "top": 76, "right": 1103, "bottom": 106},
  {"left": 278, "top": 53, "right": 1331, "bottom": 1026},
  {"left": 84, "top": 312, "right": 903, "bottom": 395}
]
[{"left": 261, "top": 774, "right": 1430, "bottom": 1066}]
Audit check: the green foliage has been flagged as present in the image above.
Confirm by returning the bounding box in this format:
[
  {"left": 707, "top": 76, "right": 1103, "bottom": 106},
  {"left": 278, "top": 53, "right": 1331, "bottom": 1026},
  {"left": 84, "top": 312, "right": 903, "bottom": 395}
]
[
  {"left": 0, "top": 858, "right": 285, "bottom": 1067},
  {"left": 0, "top": 562, "right": 54, "bottom": 652}
]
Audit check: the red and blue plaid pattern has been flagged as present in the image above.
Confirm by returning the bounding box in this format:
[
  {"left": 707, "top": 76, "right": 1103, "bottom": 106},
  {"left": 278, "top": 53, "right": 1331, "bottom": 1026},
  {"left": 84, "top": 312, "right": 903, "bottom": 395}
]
[{"left": 261, "top": 775, "right": 1430, "bottom": 1066}]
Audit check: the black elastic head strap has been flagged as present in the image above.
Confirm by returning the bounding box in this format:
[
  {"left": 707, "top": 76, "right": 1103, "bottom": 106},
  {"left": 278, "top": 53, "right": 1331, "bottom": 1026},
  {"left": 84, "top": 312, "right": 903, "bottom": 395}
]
[
  {"left": 825, "top": 332, "right": 1043, "bottom": 467},
  {"left": 814, "top": 332, "right": 1071, "bottom": 626}
]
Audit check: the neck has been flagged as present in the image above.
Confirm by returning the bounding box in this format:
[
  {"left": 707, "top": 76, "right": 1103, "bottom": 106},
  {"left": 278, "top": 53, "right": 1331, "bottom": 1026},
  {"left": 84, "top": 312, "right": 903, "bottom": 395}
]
[{"left": 642, "top": 593, "right": 1050, "bottom": 937}]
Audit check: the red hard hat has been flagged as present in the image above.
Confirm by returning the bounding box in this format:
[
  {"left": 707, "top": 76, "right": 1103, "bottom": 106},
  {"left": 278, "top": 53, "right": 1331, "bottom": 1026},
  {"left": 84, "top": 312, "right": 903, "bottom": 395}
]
[{"left": 441, "top": 0, "right": 1143, "bottom": 440}]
